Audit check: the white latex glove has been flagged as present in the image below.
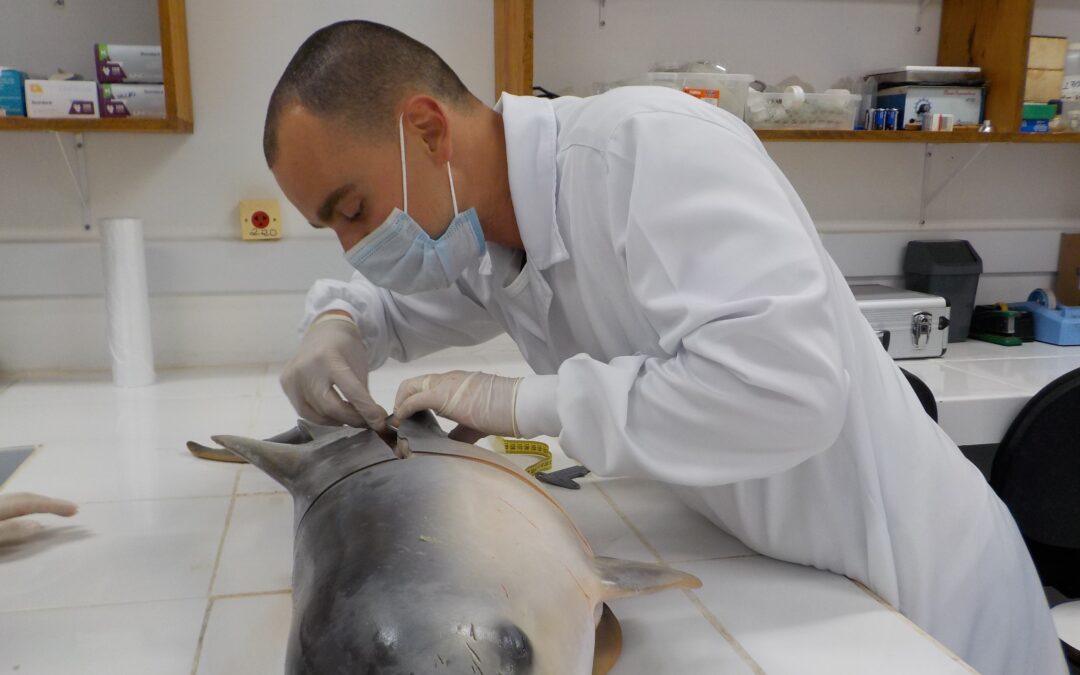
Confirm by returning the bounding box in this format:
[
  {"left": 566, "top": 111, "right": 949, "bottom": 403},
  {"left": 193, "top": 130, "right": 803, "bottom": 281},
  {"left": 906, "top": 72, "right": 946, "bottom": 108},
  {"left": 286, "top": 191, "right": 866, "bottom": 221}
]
[
  {"left": 0, "top": 492, "right": 78, "bottom": 546},
  {"left": 280, "top": 314, "right": 389, "bottom": 430},
  {"left": 393, "top": 370, "right": 523, "bottom": 438}
]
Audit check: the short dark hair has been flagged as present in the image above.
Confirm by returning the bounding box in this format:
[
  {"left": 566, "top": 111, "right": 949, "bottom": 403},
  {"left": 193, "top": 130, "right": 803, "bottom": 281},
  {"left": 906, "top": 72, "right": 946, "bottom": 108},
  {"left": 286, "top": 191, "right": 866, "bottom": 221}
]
[{"left": 263, "top": 20, "right": 477, "bottom": 166}]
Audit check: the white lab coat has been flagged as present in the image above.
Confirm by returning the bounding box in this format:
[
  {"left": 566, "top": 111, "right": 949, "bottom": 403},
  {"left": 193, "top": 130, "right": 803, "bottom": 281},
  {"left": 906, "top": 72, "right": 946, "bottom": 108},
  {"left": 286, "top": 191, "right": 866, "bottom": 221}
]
[{"left": 303, "top": 88, "right": 1066, "bottom": 675}]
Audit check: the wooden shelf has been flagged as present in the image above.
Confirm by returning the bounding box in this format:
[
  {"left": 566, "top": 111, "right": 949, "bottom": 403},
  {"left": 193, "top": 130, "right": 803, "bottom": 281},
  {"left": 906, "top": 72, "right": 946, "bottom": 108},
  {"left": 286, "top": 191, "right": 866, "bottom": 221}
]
[
  {"left": 0, "top": 116, "right": 192, "bottom": 133},
  {"left": 1, "top": 0, "right": 192, "bottom": 135},
  {"left": 754, "top": 130, "right": 1080, "bottom": 143},
  {"left": 496, "top": 0, "right": 1079, "bottom": 145}
]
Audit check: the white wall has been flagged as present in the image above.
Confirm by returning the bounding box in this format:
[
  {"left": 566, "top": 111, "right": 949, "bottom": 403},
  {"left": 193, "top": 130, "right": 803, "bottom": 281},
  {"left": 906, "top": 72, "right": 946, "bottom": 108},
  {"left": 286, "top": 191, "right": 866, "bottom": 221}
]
[
  {"left": 0, "top": 0, "right": 159, "bottom": 79},
  {"left": 1, "top": 0, "right": 1079, "bottom": 372},
  {"left": 0, "top": 0, "right": 494, "bottom": 372}
]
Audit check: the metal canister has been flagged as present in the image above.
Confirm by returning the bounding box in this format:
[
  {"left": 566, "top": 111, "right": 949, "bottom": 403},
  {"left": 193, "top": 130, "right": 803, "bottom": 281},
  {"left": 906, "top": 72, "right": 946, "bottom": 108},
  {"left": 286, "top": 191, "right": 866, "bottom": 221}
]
[
  {"left": 884, "top": 108, "right": 899, "bottom": 131},
  {"left": 872, "top": 108, "right": 887, "bottom": 131}
]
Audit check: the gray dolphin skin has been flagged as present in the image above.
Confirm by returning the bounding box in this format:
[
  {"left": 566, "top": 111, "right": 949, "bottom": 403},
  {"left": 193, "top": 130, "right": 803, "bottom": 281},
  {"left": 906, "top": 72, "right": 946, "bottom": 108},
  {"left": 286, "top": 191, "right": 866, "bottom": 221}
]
[{"left": 213, "top": 411, "right": 701, "bottom": 675}]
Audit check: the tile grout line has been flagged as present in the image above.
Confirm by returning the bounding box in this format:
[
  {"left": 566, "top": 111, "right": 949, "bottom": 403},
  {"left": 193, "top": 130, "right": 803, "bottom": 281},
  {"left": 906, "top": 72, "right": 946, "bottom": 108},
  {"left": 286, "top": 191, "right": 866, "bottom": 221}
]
[
  {"left": 189, "top": 466, "right": 244, "bottom": 674},
  {"left": 208, "top": 467, "right": 244, "bottom": 596},
  {"left": 937, "top": 362, "right": 1039, "bottom": 394},
  {"left": 847, "top": 578, "right": 978, "bottom": 672},
  {"left": 211, "top": 588, "right": 291, "bottom": 601},
  {"left": 189, "top": 596, "right": 215, "bottom": 675},
  {"left": 40, "top": 493, "right": 238, "bottom": 506},
  {"left": 592, "top": 483, "right": 767, "bottom": 675},
  {"left": 0, "top": 595, "right": 211, "bottom": 616},
  {"left": 254, "top": 362, "right": 274, "bottom": 398}
]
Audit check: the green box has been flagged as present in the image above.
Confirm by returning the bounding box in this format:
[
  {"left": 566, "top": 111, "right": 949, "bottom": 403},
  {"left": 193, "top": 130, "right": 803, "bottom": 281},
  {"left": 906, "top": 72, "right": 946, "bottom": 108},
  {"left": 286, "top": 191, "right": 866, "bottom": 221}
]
[{"left": 1022, "top": 102, "right": 1057, "bottom": 121}]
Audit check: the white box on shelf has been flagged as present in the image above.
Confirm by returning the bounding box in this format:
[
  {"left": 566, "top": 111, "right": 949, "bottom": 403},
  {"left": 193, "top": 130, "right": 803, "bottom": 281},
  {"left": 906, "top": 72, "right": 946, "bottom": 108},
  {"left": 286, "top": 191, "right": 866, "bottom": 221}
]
[{"left": 24, "top": 80, "right": 99, "bottom": 119}]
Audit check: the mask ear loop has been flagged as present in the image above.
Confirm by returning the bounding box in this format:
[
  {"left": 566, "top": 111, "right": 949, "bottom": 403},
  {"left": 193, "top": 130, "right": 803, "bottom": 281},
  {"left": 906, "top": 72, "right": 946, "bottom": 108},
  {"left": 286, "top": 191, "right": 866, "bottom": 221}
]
[
  {"left": 398, "top": 114, "right": 409, "bottom": 214},
  {"left": 447, "top": 162, "right": 459, "bottom": 215}
]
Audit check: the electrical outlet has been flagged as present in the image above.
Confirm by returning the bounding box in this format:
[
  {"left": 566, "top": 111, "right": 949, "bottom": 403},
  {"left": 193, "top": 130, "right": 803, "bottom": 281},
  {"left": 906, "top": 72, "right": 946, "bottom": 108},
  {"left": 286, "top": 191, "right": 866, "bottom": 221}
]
[{"left": 240, "top": 199, "right": 282, "bottom": 240}]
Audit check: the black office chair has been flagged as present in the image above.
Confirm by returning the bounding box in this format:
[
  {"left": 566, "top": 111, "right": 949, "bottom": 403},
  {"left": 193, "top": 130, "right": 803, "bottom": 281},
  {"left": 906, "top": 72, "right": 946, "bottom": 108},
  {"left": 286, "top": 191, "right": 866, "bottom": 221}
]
[
  {"left": 899, "top": 367, "right": 938, "bottom": 422},
  {"left": 989, "top": 367, "right": 1080, "bottom": 665}
]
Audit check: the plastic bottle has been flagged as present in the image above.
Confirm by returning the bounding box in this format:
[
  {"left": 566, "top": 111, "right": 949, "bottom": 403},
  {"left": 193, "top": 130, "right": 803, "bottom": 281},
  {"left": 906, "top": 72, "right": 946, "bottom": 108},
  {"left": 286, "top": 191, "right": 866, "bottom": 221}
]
[{"left": 1063, "top": 43, "right": 1080, "bottom": 131}]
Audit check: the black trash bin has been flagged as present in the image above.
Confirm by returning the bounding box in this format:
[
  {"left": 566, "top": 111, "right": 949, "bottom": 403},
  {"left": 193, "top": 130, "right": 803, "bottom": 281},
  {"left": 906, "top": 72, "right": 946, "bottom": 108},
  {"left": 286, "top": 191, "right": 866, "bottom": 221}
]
[{"left": 903, "top": 240, "right": 983, "bottom": 342}]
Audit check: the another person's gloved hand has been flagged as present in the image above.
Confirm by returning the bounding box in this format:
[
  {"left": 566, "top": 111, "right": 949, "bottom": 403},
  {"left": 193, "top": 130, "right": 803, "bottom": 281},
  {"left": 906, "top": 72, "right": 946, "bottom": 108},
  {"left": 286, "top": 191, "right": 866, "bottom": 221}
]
[
  {"left": 280, "top": 313, "right": 389, "bottom": 430},
  {"left": 393, "top": 370, "right": 523, "bottom": 438},
  {"left": 0, "top": 492, "right": 78, "bottom": 546}
]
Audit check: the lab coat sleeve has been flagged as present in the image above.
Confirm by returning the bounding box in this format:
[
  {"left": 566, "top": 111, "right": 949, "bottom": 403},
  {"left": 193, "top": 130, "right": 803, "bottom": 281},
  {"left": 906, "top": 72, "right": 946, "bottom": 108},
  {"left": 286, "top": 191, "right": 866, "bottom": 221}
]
[
  {"left": 555, "top": 112, "right": 850, "bottom": 486},
  {"left": 301, "top": 271, "right": 505, "bottom": 369}
]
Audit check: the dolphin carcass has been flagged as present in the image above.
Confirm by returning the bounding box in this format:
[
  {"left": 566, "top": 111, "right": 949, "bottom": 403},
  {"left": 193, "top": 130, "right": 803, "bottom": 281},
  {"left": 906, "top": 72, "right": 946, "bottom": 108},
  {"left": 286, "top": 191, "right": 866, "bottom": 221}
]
[{"left": 212, "top": 411, "right": 701, "bottom": 675}]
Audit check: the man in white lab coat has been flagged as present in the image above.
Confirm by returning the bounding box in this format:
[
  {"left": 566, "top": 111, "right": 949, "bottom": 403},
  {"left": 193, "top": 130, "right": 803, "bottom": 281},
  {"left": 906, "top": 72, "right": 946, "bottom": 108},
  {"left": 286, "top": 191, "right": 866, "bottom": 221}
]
[{"left": 264, "top": 21, "right": 1066, "bottom": 674}]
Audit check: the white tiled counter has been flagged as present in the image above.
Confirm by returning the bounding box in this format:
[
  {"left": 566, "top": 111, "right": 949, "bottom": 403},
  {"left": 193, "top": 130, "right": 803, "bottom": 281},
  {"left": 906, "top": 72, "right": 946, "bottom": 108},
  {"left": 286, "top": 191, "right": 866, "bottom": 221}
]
[
  {"left": 0, "top": 348, "right": 973, "bottom": 674},
  {"left": 897, "top": 341, "right": 1080, "bottom": 446}
]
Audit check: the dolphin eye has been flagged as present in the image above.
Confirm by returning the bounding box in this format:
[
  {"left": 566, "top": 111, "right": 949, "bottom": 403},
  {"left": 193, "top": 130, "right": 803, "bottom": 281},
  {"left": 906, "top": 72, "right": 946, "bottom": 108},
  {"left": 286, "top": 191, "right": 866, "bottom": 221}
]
[{"left": 493, "top": 623, "right": 533, "bottom": 670}]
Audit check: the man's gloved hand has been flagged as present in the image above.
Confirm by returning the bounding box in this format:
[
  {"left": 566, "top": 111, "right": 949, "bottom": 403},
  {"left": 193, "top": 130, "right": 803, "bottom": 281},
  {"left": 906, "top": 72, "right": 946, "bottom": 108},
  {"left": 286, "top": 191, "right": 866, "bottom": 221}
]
[
  {"left": 393, "top": 370, "right": 523, "bottom": 438},
  {"left": 280, "top": 313, "right": 389, "bottom": 430},
  {"left": 0, "top": 492, "right": 78, "bottom": 545}
]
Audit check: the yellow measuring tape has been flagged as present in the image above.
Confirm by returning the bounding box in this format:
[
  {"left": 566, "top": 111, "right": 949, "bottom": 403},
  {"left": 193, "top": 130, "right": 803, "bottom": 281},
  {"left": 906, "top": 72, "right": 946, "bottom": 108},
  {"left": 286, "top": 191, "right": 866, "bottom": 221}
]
[{"left": 491, "top": 437, "right": 552, "bottom": 475}]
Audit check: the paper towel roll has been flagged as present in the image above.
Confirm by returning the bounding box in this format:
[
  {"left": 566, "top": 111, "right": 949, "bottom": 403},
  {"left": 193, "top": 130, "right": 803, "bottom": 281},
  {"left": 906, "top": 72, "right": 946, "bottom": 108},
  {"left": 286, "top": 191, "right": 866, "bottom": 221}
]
[{"left": 99, "top": 218, "right": 155, "bottom": 387}]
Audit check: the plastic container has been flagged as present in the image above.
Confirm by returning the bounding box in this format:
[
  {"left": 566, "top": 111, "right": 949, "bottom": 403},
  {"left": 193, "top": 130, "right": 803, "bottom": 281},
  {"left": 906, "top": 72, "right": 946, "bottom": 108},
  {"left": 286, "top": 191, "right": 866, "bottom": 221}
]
[
  {"left": 746, "top": 89, "right": 861, "bottom": 130},
  {"left": 1062, "top": 43, "right": 1080, "bottom": 131},
  {"left": 903, "top": 240, "right": 983, "bottom": 342},
  {"left": 646, "top": 71, "right": 754, "bottom": 120}
]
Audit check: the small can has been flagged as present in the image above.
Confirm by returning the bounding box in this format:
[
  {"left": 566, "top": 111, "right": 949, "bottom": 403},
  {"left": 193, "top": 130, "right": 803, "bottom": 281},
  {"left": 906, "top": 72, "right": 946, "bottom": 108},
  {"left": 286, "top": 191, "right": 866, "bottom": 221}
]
[
  {"left": 872, "top": 108, "right": 887, "bottom": 131},
  {"left": 884, "top": 108, "right": 899, "bottom": 130}
]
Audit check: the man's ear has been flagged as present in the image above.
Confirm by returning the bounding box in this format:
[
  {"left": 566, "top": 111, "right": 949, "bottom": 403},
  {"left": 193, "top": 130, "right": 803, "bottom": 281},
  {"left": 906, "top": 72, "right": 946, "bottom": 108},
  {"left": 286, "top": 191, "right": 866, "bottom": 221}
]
[{"left": 401, "top": 95, "right": 452, "bottom": 163}]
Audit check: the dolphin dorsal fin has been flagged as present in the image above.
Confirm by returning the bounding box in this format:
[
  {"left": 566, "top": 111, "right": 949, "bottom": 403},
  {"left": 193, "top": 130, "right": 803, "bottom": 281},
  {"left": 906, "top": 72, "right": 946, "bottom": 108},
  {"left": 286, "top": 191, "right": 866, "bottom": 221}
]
[
  {"left": 591, "top": 557, "right": 702, "bottom": 601},
  {"left": 296, "top": 419, "right": 348, "bottom": 440}
]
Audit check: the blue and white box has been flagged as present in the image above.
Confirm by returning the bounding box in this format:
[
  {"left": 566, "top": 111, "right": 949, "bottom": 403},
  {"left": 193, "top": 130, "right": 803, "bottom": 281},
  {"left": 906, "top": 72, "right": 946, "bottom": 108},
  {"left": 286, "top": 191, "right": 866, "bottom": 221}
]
[{"left": 0, "top": 68, "right": 27, "bottom": 116}]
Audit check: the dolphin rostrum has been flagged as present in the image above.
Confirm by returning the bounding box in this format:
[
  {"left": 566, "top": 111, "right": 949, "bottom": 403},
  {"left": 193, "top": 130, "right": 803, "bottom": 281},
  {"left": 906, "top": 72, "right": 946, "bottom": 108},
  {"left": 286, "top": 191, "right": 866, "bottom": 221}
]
[{"left": 213, "top": 411, "right": 701, "bottom": 674}]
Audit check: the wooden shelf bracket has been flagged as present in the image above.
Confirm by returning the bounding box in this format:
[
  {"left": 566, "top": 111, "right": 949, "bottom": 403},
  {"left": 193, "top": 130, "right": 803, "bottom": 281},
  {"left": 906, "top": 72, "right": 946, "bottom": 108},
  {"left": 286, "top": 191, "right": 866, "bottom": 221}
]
[
  {"left": 54, "top": 132, "right": 92, "bottom": 230},
  {"left": 918, "top": 142, "right": 989, "bottom": 225}
]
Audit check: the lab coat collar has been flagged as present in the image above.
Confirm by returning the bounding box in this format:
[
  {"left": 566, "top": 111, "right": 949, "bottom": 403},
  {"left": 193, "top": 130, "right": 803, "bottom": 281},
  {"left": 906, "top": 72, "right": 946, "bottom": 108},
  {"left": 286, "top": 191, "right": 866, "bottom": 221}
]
[{"left": 493, "top": 93, "right": 568, "bottom": 272}]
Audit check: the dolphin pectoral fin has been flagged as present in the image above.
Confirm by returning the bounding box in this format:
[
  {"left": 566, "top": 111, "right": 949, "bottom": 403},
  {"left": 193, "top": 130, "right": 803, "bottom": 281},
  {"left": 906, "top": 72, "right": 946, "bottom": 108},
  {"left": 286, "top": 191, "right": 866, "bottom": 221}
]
[
  {"left": 592, "top": 603, "right": 623, "bottom": 675},
  {"left": 187, "top": 426, "right": 311, "bottom": 464},
  {"left": 212, "top": 435, "right": 308, "bottom": 492},
  {"left": 186, "top": 441, "right": 248, "bottom": 463},
  {"left": 592, "top": 557, "right": 702, "bottom": 600}
]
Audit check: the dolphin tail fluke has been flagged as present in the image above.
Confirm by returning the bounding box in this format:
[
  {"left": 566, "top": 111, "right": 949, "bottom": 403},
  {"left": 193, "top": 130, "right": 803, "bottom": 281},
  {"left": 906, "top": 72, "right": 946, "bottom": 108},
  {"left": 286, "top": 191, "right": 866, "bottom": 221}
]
[{"left": 591, "top": 557, "right": 702, "bottom": 601}]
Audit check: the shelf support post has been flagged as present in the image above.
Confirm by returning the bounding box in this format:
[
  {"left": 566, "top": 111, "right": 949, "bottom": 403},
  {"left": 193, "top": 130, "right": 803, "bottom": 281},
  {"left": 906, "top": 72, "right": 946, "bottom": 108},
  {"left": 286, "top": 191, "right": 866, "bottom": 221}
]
[
  {"left": 918, "top": 142, "right": 989, "bottom": 225},
  {"left": 54, "top": 132, "right": 91, "bottom": 230}
]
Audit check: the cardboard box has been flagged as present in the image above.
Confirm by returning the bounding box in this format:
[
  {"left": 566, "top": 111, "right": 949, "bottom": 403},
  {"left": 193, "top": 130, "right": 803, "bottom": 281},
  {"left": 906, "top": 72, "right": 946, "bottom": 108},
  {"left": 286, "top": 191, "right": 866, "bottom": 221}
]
[
  {"left": 99, "top": 84, "right": 165, "bottom": 118},
  {"left": 1056, "top": 233, "right": 1080, "bottom": 307},
  {"left": 876, "top": 85, "right": 985, "bottom": 128},
  {"left": 95, "top": 44, "right": 163, "bottom": 84},
  {"left": 24, "top": 80, "right": 99, "bottom": 118},
  {"left": 0, "top": 68, "right": 27, "bottom": 116},
  {"left": 1025, "top": 68, "right": 1065, "bottom": 103},
  {"left": 1029, "top": 36, "right": 1069, "bottom": 71}
]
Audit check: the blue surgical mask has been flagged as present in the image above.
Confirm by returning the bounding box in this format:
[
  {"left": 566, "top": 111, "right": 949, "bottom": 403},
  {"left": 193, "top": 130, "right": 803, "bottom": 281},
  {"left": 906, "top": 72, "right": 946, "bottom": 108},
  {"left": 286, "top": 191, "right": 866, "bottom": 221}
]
[{"left": 343, "top": 115, "right": 486, "bottom": 295}]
